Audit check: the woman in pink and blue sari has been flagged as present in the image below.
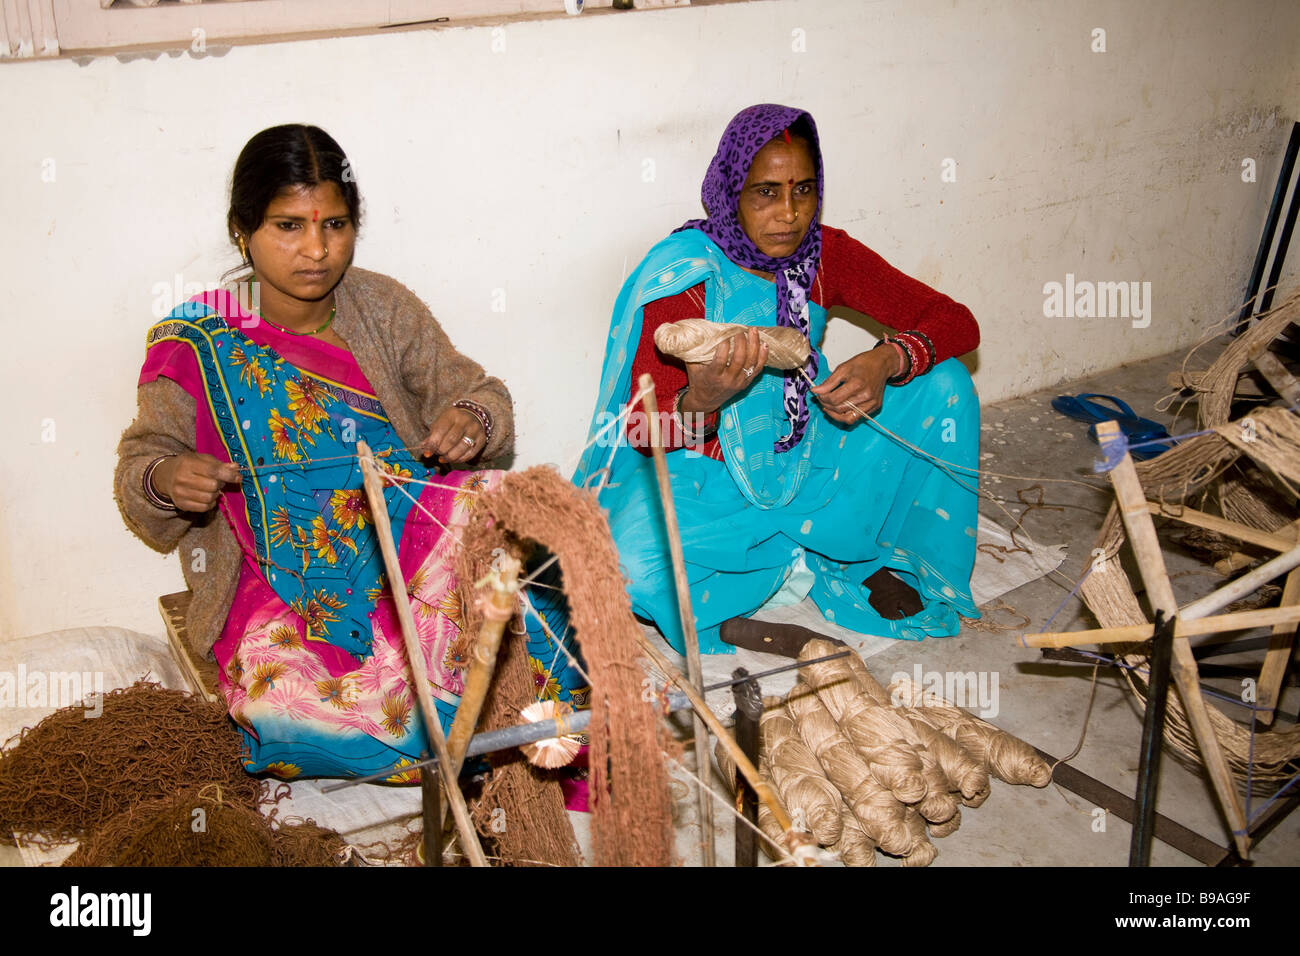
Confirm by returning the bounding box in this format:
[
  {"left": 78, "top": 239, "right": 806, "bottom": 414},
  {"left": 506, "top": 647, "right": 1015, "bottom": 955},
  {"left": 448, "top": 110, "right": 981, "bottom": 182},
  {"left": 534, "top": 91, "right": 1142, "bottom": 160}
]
[{"left": 116, "top": 125, "right": 585, "bottom": 780}]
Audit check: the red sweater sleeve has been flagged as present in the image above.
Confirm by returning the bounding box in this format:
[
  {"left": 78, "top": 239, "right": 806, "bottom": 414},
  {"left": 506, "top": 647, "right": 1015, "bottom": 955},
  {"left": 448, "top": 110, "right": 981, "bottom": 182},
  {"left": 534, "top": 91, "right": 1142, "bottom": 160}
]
[
  {"left": 625, "top": 287, "right": 723, "bottom": 459},
  {"left": 818, "top": 225, "right": 979, "bottom": 364}
]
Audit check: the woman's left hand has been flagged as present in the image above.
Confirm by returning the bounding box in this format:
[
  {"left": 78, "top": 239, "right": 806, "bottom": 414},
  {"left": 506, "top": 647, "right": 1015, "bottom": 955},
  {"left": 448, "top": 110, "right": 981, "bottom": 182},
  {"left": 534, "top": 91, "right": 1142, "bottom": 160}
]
[
  {"left": 811, "top": 348, "right": 900, "bottom": 424},
  {"left": 420, "top": 407, "right": 485, "bottom": 463}
]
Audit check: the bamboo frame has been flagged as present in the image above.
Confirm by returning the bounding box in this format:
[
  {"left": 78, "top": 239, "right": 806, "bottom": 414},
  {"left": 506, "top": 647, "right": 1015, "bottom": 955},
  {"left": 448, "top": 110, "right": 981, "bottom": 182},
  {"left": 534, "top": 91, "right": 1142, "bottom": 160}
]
[
  {"left": 357, "top": 441, "right": 488, "bottom": 868},
  {"left": 638, "top": 374, "right": 716, "bottom": 866},
  {"left": 1094, "top": 422, "right": 1251, "bottom": 857},
  {"left": 1024, "top": 605, "right": 1300, "bottom": 648}
]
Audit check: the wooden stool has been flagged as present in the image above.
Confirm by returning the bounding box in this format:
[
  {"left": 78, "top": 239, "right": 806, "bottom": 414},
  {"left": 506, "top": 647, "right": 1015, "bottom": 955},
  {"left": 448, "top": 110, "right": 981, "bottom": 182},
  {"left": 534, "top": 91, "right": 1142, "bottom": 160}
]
[{"left": 158, "top": 591, "right": 220, "bottom": 703}]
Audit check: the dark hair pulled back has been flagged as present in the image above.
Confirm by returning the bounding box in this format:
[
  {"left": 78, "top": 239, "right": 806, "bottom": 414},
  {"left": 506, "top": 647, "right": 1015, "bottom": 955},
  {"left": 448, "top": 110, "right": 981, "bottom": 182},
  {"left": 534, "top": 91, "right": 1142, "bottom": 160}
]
[{"left": 227, "top": 124, "right": 362, "bottom": 267}]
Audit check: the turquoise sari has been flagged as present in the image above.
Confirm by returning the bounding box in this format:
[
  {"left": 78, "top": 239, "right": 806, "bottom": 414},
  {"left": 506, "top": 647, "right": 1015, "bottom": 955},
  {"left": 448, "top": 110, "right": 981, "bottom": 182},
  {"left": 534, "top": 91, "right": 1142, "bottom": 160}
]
[{"left": 574, "top": 229, "right": 980, "bottom": 654}]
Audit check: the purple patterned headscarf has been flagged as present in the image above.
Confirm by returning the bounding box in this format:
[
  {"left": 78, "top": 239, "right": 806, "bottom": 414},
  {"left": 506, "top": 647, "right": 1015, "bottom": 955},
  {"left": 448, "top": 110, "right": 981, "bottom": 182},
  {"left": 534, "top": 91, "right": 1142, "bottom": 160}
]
[{"left": 675, "top": 103, "right": 824, "bottom": 452}]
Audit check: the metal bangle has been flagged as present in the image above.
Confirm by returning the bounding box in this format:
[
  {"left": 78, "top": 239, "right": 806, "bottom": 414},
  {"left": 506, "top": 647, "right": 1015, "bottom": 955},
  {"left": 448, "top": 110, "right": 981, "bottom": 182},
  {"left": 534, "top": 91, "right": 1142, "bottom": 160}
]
[
  {"left": 142, "top": 455, "right": 178, "bottom": 512},
  {"left": 452, "top": 399, "right": 493, "bottom": 446}
]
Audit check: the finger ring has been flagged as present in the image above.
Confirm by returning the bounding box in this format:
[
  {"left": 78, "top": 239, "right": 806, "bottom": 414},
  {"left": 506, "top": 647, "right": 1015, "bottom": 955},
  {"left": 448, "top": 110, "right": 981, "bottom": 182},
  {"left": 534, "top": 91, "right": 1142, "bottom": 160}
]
[
  {"left": 461, "top": 436, "right": 475, "bottom": 447},
  {"left": 743, "top": 367, "right": 755, "bottom": 377}
]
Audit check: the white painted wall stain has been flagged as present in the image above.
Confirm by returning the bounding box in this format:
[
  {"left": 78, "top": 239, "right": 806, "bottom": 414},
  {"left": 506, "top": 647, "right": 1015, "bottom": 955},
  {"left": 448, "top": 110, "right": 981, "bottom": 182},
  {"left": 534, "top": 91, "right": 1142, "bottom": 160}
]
[{"left": 0, "top": 0, "right": 1298, "bottom": 639}]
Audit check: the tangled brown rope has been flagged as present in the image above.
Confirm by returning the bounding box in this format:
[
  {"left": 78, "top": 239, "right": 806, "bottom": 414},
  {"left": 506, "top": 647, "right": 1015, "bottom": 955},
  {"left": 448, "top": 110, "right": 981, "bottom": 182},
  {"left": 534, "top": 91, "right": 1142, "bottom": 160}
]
[{"left": 0, "top": 682, "right": 265, "bottom": 848}]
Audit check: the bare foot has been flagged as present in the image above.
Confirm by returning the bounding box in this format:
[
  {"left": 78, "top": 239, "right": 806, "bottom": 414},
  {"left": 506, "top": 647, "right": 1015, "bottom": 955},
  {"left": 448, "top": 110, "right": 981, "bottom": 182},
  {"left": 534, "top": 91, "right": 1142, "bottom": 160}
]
[{"left": 863, "top": 567, "right": 923, "bottom": 620}]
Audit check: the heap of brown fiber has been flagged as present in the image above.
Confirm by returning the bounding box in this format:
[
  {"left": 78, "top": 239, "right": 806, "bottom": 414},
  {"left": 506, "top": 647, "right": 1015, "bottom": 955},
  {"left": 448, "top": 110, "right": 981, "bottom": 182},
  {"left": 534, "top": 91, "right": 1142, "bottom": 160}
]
[
  {"left": 457, "top": 466, "right": 675, "bottom": 867},
  {"left": 0, "top": 682, "right": 265, "bottom": 848},
  {"left": 65, "top": 787, "right": 347, "bottom": 867}
]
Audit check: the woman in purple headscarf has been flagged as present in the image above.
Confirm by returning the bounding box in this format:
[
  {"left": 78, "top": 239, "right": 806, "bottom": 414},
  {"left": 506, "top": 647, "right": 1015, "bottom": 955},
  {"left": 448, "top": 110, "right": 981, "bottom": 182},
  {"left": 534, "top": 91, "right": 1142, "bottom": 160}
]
[{"left": 573, "top": 104, "right": 981, "bottom": 653}]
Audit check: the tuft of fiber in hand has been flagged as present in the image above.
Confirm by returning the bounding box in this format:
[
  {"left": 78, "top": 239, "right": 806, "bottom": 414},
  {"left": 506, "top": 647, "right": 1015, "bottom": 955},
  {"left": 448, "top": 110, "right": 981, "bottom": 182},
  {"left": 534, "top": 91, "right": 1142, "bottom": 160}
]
[
  {"left": 0, "top": 682, "right": 264, "bottom": 848},
  {"left": 654, "top": 319, "right": 811, "bottom": 369},
  {"left": 456, "top": 466, "right": 675, "bottom": 867}
]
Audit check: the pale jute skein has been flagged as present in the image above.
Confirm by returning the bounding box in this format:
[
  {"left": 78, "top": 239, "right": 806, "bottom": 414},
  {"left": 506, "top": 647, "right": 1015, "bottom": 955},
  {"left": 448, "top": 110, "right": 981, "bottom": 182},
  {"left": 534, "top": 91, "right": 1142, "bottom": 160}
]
[
  {"left": 653, "top": 319, "right": 811, "bottom": 369},
  {"left": 928, "top": 805, "right": 962, "bottom": 838},
  {"left": 904, "top": 715, "right": 991, "bottom": 807},
  {"left": 786, "top": 683, "right": 929, "bottom": 857},
  {"left": 810, "top": 676, "right": 929, "bottom": 805},
  {"left": 900, "top": 808, "right": 939, "bottom": 867},
  {"left": 799, "top": 641, "right": 962, "bottom": 821},
  {"left": 760, "top": 701, "right": 844, "bottom": 845},
  {"left": 800, "top": 641, "right": 932, "bottom": 805},
  {"left": 829, "top": 805, "right": 878, "bottom": 867},
  {"left": 889, "top": 675, "right": 1052, "bottom": 788}
]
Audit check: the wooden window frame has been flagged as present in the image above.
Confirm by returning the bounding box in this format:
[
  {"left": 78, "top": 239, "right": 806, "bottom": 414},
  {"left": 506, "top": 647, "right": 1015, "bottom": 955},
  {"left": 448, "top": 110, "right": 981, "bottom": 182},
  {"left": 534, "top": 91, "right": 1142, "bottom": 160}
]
[{"left": 3, "top": 0, "right": 691, "bottom": 61}]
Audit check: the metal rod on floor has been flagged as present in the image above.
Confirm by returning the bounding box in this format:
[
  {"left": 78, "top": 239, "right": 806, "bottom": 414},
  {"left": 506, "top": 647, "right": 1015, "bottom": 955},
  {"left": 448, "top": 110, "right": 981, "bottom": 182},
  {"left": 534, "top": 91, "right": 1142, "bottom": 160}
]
[{"left": 1130, "top": 610, "right": 1175, "bottom": 867}]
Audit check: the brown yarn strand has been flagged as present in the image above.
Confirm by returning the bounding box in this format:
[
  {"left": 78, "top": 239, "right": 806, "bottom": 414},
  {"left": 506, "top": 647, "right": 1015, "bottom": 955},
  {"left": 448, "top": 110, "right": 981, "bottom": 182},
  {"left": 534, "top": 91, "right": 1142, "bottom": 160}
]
[{"left": 456, "top": 466, "right": 675, "bottom": 867}]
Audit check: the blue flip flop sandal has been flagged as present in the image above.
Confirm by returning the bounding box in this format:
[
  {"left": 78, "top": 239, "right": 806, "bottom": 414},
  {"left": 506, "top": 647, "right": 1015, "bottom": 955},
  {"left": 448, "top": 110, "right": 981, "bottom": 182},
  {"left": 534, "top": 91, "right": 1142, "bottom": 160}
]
[{"left": 1050, "top": 393, "right": 1175, "bottom": 460}]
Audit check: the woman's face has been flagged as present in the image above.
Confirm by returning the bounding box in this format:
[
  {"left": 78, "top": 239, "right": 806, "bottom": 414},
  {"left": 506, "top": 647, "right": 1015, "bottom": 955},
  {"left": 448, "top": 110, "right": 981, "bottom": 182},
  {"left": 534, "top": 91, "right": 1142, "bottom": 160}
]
[
  {"left": 736, "top": 135, "right": 818, "bottom": 259},
  {"left": 244, "top": 181, "right": 356, "bottom": 305}
]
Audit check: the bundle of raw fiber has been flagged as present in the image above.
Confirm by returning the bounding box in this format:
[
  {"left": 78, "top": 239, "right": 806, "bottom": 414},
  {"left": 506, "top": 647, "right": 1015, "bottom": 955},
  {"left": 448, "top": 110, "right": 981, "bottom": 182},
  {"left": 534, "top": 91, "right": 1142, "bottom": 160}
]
[
  {"left": 1183, "top": 291, "right": 1300, "bottom": 430},
  {"left": 888, "top": 674, "right": 1052, "bottom": 788},
  {"left": 717, "top": 651, "right": 1046, "bottom": 867},
  {"left": 64, "top": 786, "right": 348, "bottom": 867},
  {"left": 798, "top": 640, "right": 953, "bottom": 820},
  {"left": 456, "top": 466, "right": 675, "bottom": 867},
  {"left": 0, "top": 682, "right": 265, "bottom": 849},
  {"left": 654, "top": 319, "right": 811, "bottom": 369},
  {"left": 785, "top": 684, "right": 931, "bottom": 861}
]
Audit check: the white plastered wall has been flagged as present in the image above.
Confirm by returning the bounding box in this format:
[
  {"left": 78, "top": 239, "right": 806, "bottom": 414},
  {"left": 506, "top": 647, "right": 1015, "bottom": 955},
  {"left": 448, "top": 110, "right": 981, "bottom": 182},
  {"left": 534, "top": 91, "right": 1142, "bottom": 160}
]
[{"left": 0, "top": 0, "right": 1297, "bottom": 640}]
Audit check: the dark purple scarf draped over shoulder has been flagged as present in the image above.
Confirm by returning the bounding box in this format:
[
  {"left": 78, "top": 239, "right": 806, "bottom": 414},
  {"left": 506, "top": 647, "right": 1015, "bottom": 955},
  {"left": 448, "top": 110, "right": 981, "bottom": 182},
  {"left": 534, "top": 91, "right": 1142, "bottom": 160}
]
[{"left": 674, "top": 103, "right": 824, "bottom": 453}]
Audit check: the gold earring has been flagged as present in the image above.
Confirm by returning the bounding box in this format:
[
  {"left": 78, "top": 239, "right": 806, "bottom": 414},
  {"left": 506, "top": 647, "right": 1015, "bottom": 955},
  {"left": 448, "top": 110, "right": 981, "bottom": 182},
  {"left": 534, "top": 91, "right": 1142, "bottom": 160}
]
[{"left": 235, "top": 235, "right": 247, "bottom": 260}]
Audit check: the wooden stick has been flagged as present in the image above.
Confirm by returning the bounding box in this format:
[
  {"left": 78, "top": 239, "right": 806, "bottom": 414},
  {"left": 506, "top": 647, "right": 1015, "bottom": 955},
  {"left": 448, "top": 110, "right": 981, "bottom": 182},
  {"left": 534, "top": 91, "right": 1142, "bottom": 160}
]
[
  {"left": 1214, "top": 516, "right": 1300, "bottom": 575},
  {"left": 435, "top": 555, "right": 521, "bottom": 835},
  {"left": 638, "top": 373, "right": 715, "bottom": 867},
  {"left": 1024, "top": 605, "right": 1300, "bottom": 648},
  {"left": 1145, "top": 501, "right": 1299, "bottom": 553},
  {"left": 1253, "top": 350, "right": 1300, "bottom": 408},
  {"left": 357, "top": 441, "right": 489, "bottom": 868},
  {"left": 445, "top": 555, "right": 521, "bottom": 772},
  {"left": 632, "top": 627, "right": 816, "bottom": 864},
  {"left": 1099, "top": 421, "right": 1252, "bottom": 858},
  {"left": 1180, "top": 541, "right": 1300, "bottom": 621},
  {"left": 1255, "top": 567, "right": 1300, "bottom": 725}
]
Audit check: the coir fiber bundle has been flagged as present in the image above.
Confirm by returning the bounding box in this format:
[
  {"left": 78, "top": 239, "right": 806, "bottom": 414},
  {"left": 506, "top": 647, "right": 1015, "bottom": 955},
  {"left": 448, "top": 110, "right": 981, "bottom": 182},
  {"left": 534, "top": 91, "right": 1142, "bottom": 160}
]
[
  {"left": 457, "top": 466, "right": 675, "bottom": 867},
  {"left": 65, "top": 787, "right": 347, "bottom": 867},
  {"left": 0, "top": 682, "right": 264, "bottom": 848}
]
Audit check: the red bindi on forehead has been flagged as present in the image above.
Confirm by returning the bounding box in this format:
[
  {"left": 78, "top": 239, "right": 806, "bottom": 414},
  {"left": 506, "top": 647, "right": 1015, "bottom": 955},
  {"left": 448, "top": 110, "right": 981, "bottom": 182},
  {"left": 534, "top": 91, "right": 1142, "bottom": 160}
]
[{"left": 312, "top": 209, "right": 319, "bottom": 222}]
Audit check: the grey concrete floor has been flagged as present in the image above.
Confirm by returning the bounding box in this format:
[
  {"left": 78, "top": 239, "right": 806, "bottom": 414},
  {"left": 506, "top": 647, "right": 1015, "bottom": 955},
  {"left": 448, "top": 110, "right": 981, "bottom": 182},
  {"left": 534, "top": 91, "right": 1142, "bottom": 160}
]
[{"left": 821, "top": 341, "right": 1300, "bottom": 867}]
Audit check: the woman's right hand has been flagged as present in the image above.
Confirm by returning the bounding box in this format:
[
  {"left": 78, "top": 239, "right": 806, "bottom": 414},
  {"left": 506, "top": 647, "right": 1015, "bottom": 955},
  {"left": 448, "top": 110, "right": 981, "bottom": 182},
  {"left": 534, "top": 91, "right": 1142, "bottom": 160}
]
[
  {"left": 151, "top": 453, "right": 241, "bottom": 512},
  {"left": 680, "top": 327, "right": 768, "bottom": 414}
]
